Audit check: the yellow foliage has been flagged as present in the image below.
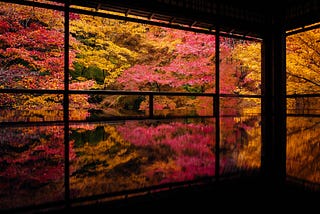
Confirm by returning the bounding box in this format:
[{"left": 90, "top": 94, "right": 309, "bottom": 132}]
[
  {"left": 230, "top": 41, "right": 262, "bottom": 95},
  {"left": 232, "top": 43, "right": 261, "bottom": 73},
  {"left": 70, "top": 14, "right": 144, "bottom": 86},
  {"left": 286, "top": 28, "right": 320, "bottom": 94},
  {"left": 232, "top": 116, "right": 261, "bottom": 169},
  {"left": 15, "top": 94, "right": 63, "bottom": 110},
  {"left": 70, "top": 124, "right": 144, "bottom": 195}
]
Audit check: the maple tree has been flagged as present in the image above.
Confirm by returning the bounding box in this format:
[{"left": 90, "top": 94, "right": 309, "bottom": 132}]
[
  {"left": 286, "top": 29, "right": 320, "bottom": 95},
  {"left": 0, "top": 3, "right": 65, "bottom": 115},
  {"left": 233, "top": 28, "right": 320, "bottom": 112},
  {"left": 0, "top": 3, "right": 95, "bottom": 119},
  {"left": 0, "top": 3, "right": 263, "bottom": 117},
  {"left": 115, "top": 28, "right": 215, "bottom": 92},
  {"left": 67, "top": 20, "right": 220, "bottom": 115},
  {"left": 285, "top": 28, "right": 320, "bottom": 187},
  {"left": 225, "top": 40, "right": 261, "bottom": 95},
  {"left": 0, "top": 3, "right": 66, "bottom": 90},
  {"left": 286, "top": 29, "right": 320, "bottom": 113},
  {"left": 110, "top": 27, "right": 216, "bottom": 114},
  {"left": 69, "top": 14, "right": 144, "bottom": 86},
  {"left": 286, "top": 29, "right": 320, "bottom": 184}
]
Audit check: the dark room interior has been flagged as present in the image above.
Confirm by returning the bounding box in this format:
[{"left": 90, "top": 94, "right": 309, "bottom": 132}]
[{"left": 1, "top": 0, "right": 320, "bottom": 213}]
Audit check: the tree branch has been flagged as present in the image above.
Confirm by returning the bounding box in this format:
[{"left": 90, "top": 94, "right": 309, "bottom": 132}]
[{"left": 287, "top": 71, "right": 320, "bottom": 88}]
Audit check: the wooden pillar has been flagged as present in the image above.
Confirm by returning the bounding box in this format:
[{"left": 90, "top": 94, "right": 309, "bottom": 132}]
[
  {"left": 64, "top": 0, "right": 70, "bottom": 208},
  {"left": 261, "top": 21, "right": 287, "bottom": 191},
  {"left": 214, "top": 28, "right": 220, "bottom": 179}
]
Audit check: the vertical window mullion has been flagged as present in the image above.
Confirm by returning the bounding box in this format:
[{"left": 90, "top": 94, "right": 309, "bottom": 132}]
[
  {"left": 215, "top": 28, "right": 220, "bottom": 180},
  {"left": 64, "top": 0, "right": 70, "bottom": 209}
]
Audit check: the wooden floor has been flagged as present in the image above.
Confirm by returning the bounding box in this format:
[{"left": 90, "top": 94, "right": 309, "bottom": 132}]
[
  {"left": 3, "top": 175, "right": 318, "bottom": 213},
  {"left": 39, "top": 177, "right": 318, "bottom": 214}
]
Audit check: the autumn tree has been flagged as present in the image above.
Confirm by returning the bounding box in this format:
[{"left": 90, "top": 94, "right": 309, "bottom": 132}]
[
  {"left": 230, "top": 28, "right": 320, "bottom": 97},
  {"left": 115, "top": 28, "right": 215, "bottom": 92},
  {"left": 69, "top": 15, "right": 149, "bottom": 86},
  {"left": 0, "top": 2, "right": 70, "bottom": 113},
  {"left": 285, "top": 29, "right": 320, "bottom": 186},
  {"left": 226, "top": 40, "right": 261, "bottom": 95},
  {"left": 287, "top": 29, "right": 320, "bottom": 94},
  {"left": 105, "top": 27, "right": 216, "bottom": 114},
  {"left": 0, "top": 3, "right": 95, "bottom": 120},
  {"left": 113, "top": 30, "right": 262, "bottom": 114},
  {"left": 0, "top": 3, "right": 66, "bottom": 91},
  {"left": 286, "top": 29, "right": 320, "bottom": 113}
]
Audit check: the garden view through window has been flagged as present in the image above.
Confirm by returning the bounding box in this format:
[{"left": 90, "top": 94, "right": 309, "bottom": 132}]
[
  {"left": 286, "top": 28, "right": 320, "bottom": 190},
  {"left": 0, "top": 1, "right": 319, "bottom": 211}
]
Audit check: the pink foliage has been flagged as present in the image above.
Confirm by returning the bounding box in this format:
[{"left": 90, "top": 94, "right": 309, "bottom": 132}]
[
  {"left": 116, "top": 27, "right": 216, "bottom": 93},
  {"left": 117, "top": 120, "right": 216, "bottom": 183},
  {"left": 0, "top": 8, "right": 78, "bottom": 90}
]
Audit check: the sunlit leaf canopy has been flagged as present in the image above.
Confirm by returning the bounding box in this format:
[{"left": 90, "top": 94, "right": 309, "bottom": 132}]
[
  {"left": 0, "top": 1, "right": 263, "bottom": 121},
  {"left": 286, "top": 29, "right": 320, "bottom": 95}
]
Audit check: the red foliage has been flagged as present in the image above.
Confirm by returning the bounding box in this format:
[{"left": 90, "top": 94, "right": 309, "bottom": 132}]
[
  {"left": 0, "top": 4, "right": 78, "bottom": 90},
  {"left": 116, "top": 28, "right": 216, "bottom": 92},
  {"left": 117, "top": 120, "right": 216, "bottom": 183}
]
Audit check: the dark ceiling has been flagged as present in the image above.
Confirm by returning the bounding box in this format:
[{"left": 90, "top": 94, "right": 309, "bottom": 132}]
[
  {"left": 3, "top": 0, "right": 320, "bottom": 38},
  {"left": 59, "top": 0, "right": 320, "bottom": 38}
]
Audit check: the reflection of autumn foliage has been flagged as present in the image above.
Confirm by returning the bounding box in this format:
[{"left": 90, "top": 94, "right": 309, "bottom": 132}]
[
  {"left": 0, "top": 126, "right": 75, "bottom": 209},
  {"left": 117, "top": 120, "right": 216, "bottom": 183},
  {"left": 69, "top": 118, "right": 260, "bottom": 198},
  {"left": 287, "top": 117, "right": 320, "bottom": 186},
  {"left": 69, "top": 124, "right": 144, "bottom": 198},
  {"left": 222, "top": 116, "right": 261, "bottom": 173},
  {"left": 68, "top": 120, "right": 215, "bottom": 197}
]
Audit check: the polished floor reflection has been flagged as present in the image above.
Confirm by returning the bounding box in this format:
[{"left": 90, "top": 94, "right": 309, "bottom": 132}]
[
  {"left": 1, "top": 116, "right": 262, "bottom": 212},
  {"left": 286, "top": 116, "right": 320, "bottom": 190},
  {"left": 2, "top": 114, "right": 320, "bottom": 213},
  {"left": 0, "top": 125, "right": 65, "bottom": 210}
]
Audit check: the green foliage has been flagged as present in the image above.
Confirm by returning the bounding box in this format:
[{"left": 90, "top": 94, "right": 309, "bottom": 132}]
[
  {"left": 183, "top": 84, "right": 204, "bottom": 93},
  {"left": 70, "top": 62, "right": 106, "bottom": 84}
]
